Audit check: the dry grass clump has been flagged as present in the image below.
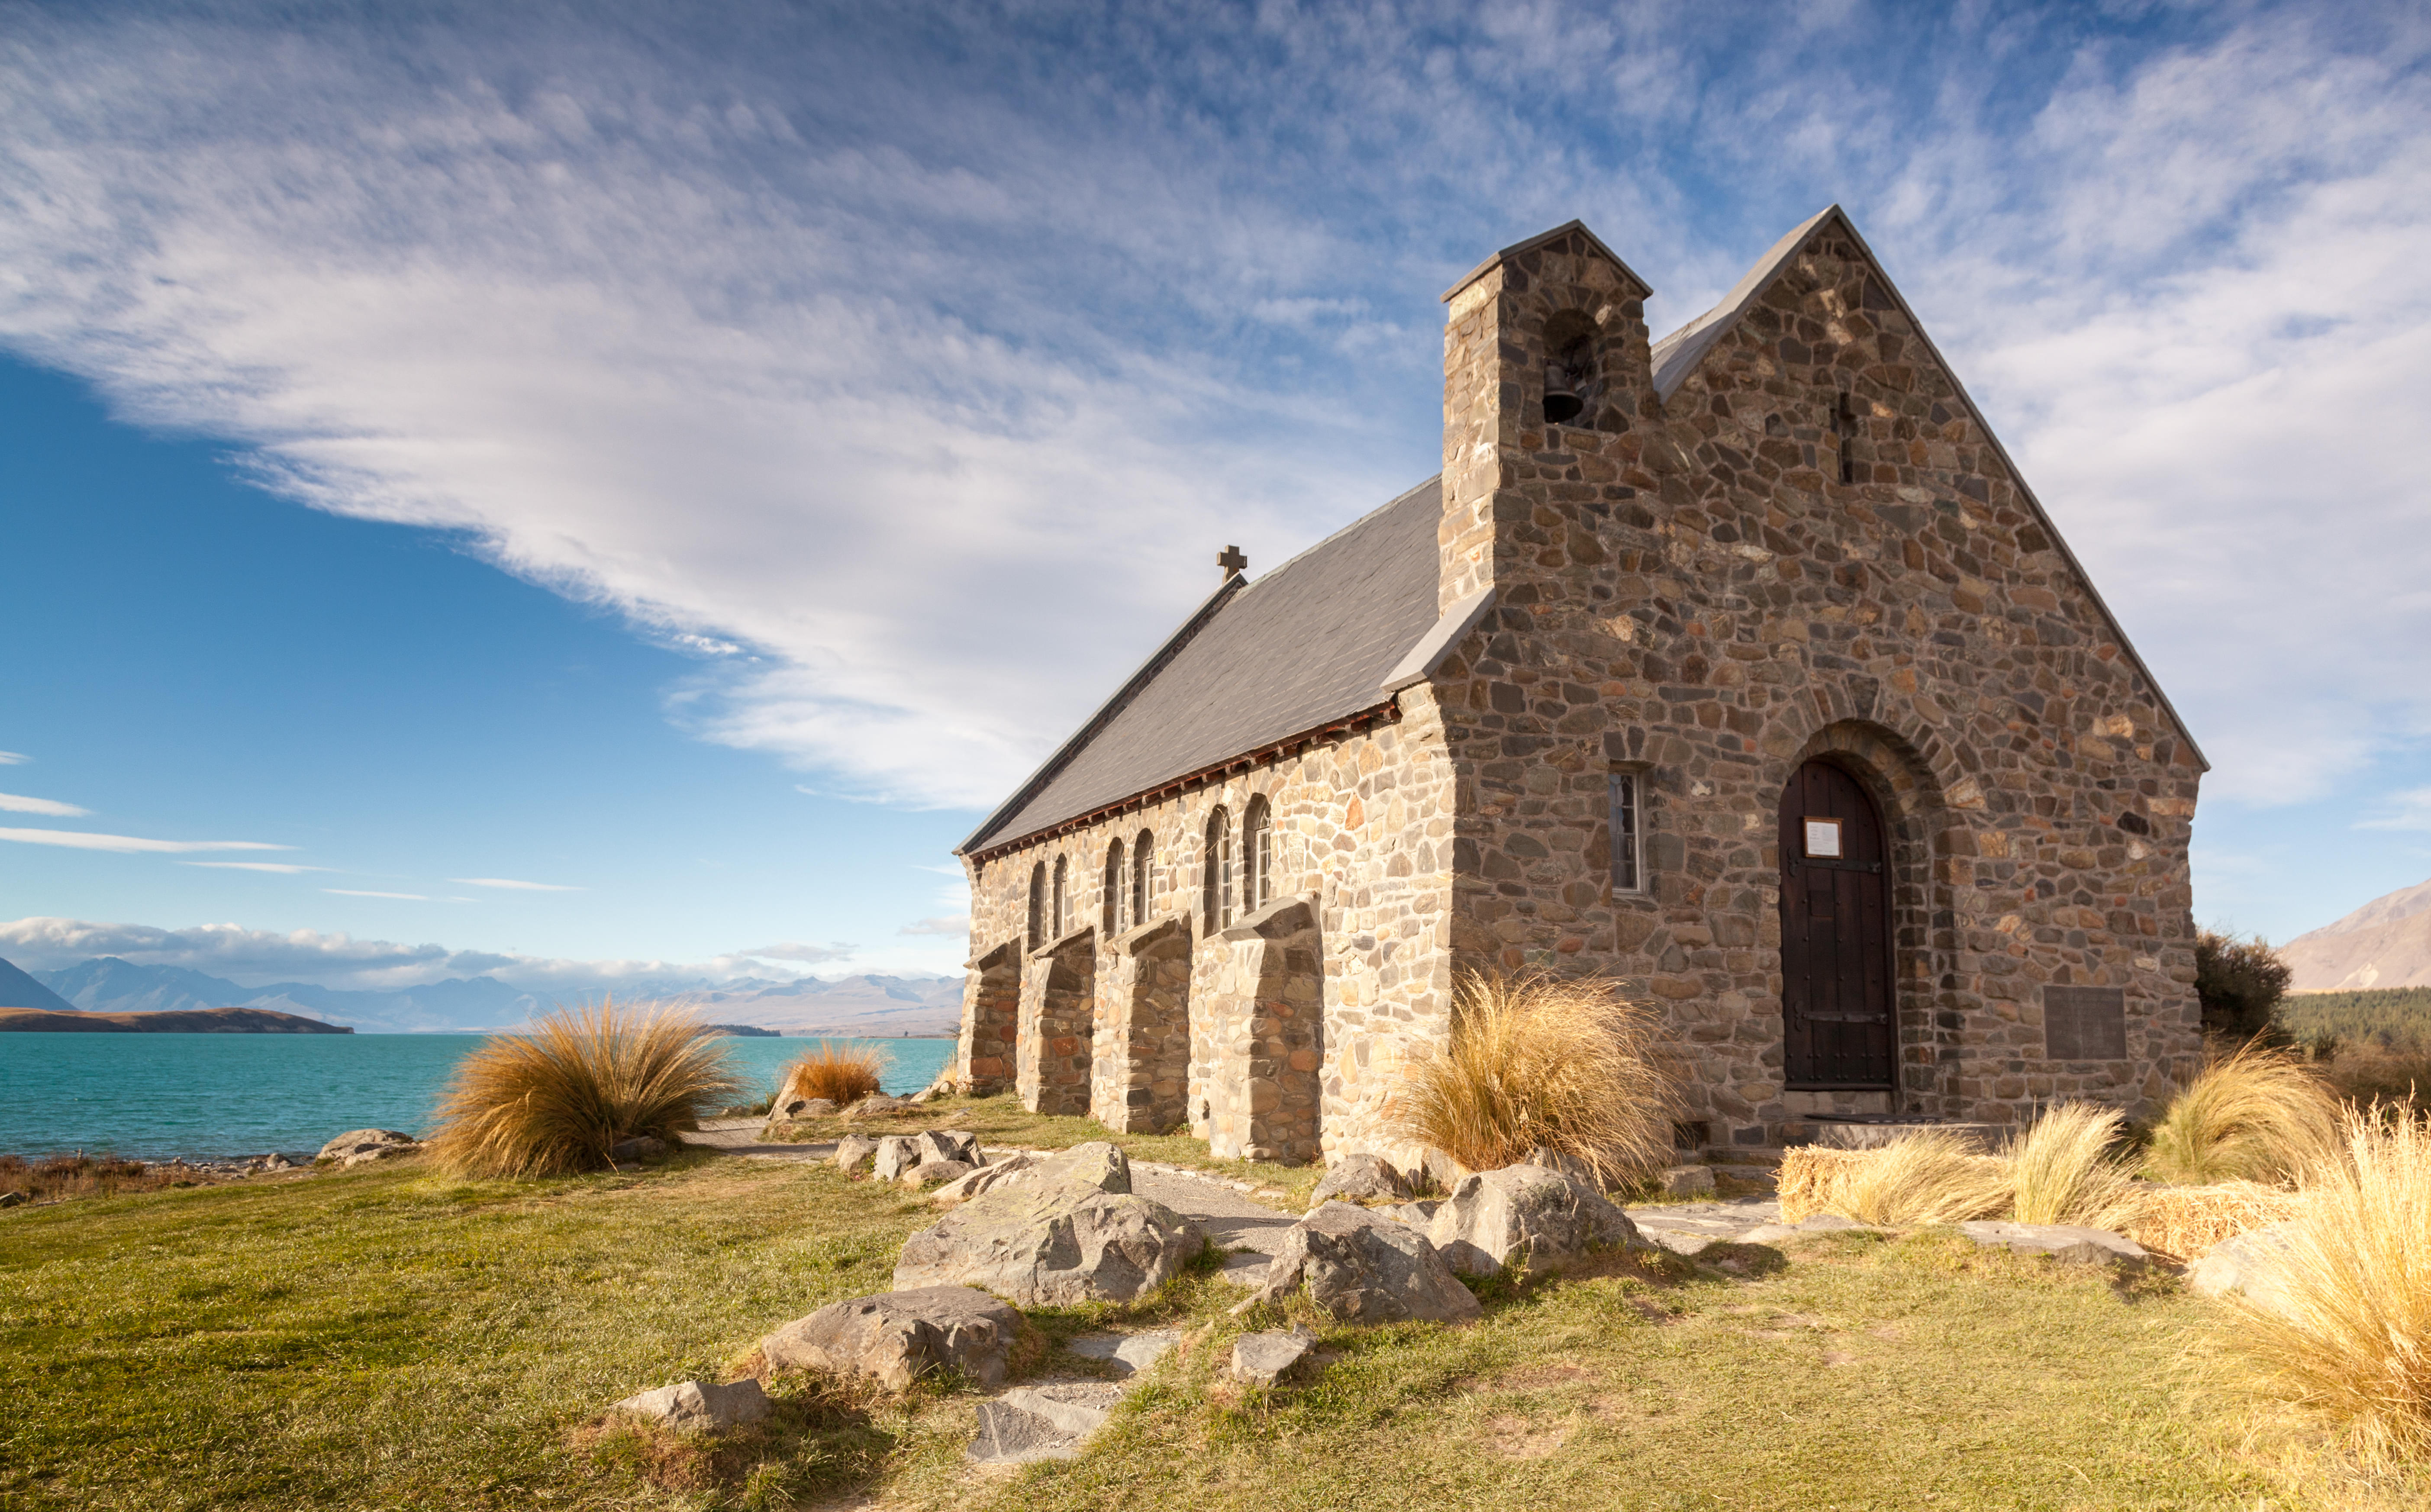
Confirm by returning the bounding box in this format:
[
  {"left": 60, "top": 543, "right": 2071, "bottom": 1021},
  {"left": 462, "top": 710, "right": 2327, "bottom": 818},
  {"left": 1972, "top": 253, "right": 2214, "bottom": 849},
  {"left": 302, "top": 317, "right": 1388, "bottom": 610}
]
[
  {"left": 432, "top": 999, "right": 741, "bottom": 1179},
  {"left": 0, "top": 1153, "right": 203, "bottom": 1203},
  {"left": 777, "top": 1040, "right": 890, "bottom": 1107},
  {"left": 2225, "top": 1109, "right": 2431, "bottom": 1467},
  {"left": 2007, "top": 1102, "right": 2145, "bottom": 1230},
  {"left": 2325, "top": 1046, "right": 2431, "bottom": 1115},
  {"left": 2127, "top": 1180, "right": 2305, "bottom": 1262},
  {"left": 1778, "top": 1133, "right": 2009, "bottom": 1225},
  {"left": 2146, "top": 1043, "right": 2344, "bottom": 1186},
  {"left": 1386, "top": 970, "right": 1680, "bottom": 1188}
]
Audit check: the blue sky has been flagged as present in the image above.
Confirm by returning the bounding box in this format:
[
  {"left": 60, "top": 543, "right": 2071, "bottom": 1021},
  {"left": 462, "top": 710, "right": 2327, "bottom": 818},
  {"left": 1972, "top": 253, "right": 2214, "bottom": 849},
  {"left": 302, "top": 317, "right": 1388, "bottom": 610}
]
[{"left": 1, "top": 0, "right": 2427, "bottom": 990}]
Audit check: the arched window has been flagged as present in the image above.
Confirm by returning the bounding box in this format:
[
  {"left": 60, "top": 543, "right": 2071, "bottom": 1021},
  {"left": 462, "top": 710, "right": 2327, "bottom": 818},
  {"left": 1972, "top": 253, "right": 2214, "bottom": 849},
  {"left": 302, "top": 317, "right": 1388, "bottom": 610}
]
[
  {"left": 1203, "top": 807, "right": 1234, "bottom": 932},
  {"left": 1103, "top": 838, "right": 1125, "bottom": 935},
  {"left": 1243, "top": 796, "right": 1273, "bottom": 912},
  {"left": 1027, "top": 862, "right": 1045, "bottom": 951},
  {"left": 1131, "top": 829, "right": 1152, "bottom": 927},
  {"left": 1051, "top": 855, "right": 1069, "bottom": 940}
]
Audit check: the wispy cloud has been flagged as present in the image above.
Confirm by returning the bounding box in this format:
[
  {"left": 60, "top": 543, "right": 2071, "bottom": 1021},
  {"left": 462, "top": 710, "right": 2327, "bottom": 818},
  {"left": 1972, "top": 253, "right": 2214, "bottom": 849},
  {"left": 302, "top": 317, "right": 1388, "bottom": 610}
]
[
  {"left": 0, "top": 753, "right": 26, "bottom": 765},
  {"left": 181, "top": 861, "right": 331, "bottom": 874},
  {"left": 738, "top": 941, "right": 857, "bottom": 964},
  {"left": 448, "top": 877, "right": 582, "bottom": 892},
  {"left": 2357, "top": 787, "right": 2431, "bottom": 833},
  {"left": 0, "top": 828, "right": 290, "bottom": 854},
  {"left": 324, "top": 888, "right": 429, "bottom": 899},
  {"left": 0, "top": 3, "right": 2421, "bottom": 817},
  {"left": 0, "top": 792, "right": 86, "bottom": 817},
  {"left": 0, "top": 915, "right": 838, "bottom": 992},
  {"left": 898, "top": 916, "right": 969, "bottom": 937}
]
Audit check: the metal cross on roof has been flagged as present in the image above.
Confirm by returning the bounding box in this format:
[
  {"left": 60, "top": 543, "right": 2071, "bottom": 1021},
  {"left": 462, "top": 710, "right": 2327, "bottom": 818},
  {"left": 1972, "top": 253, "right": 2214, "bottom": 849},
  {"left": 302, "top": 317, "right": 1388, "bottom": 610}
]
[{"left": 1217, "top": 544, "right": 1248, "bottom": 578}]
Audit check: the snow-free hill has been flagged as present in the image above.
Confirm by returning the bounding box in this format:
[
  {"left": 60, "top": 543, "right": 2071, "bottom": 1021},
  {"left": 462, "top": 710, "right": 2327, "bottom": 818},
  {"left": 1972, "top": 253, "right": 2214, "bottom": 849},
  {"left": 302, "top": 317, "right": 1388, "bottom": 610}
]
[
  {"left": 2283, "top": 877, "right": 2431, "bottom": 992},
  {"left": 0, "top": 954, "right": 78, "bottom": 1014},
  {"left": 29, "top": 956, "right": 964, "bottom": 1035}
]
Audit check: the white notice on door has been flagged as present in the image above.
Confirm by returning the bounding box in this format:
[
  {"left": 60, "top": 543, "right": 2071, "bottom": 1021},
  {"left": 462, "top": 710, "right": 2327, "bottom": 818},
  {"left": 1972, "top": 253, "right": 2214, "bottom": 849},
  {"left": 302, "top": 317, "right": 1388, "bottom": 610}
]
[{"left": 1803, "top": 817, "right": 1843, "bottom": 859}]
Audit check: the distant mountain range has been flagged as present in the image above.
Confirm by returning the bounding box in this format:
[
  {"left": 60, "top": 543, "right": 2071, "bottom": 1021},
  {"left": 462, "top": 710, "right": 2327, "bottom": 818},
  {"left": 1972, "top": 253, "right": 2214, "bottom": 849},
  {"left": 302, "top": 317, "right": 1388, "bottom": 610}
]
[
  {"left": 17, "top": 956, "right": 965, "bottom": 1035},
  {"left": 2283, "top": 877, "right": 2431, "bottom": 993}
]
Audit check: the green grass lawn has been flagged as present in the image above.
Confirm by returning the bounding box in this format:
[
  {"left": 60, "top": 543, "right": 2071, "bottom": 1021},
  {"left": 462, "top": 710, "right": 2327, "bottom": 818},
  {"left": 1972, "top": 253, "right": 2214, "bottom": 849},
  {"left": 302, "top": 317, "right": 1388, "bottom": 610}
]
[{"left": 1, "top": 1131, "right": 2415, "bottom": 1510}]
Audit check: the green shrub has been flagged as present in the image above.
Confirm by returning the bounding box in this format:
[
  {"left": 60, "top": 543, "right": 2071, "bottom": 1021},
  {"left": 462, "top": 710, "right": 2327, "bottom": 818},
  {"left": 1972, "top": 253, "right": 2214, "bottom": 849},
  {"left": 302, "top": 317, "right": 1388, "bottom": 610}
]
[{"left": 2196, "top": 928, "right": 2292, "bottom": 1043}]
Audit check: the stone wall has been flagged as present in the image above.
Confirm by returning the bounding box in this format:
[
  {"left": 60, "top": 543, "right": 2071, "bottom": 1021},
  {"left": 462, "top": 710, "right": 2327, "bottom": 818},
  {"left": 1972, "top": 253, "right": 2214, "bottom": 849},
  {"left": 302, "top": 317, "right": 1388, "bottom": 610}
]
[
  {"left": 957, "top": 703, "right": 1460, "bottom": 1163},
  {"left": 1425, "top": 221, "right": 2205, "bottom": 1138}
]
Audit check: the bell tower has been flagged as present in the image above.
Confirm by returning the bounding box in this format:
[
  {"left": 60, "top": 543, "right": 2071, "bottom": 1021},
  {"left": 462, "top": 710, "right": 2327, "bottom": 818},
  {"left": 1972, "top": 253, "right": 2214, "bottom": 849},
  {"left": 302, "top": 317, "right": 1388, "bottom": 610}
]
[{"left": 1438, "top": 220, "right": 1655, "bottom": 612}]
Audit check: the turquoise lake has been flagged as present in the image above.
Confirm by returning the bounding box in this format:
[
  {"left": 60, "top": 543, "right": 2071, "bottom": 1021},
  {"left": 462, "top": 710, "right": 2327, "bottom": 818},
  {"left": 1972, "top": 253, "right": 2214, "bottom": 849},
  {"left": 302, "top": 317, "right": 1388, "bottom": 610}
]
[{"left": 0, "top": 1034, "right": 955, "bottom": 1161}]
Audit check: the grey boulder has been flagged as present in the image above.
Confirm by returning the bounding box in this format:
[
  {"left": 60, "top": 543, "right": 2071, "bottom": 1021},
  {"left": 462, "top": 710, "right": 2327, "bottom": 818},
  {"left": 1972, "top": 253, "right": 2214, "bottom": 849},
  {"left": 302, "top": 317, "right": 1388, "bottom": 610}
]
[
  {"left": 872, "top": 1136, "right": 925, "bottom": 1182},
  {"left": 901, "top": 1158, "right": 976, "bottom": 1190},
  {"left": 834, "top": 1134, "right": 881, "bottom": 1175},
  {"left": 1252, "top": 1201, "right": 1481, "bottom": 1324},
  {"left": 1067, "top": 1330, "right": 1180, "bottom": 1378},
  {"left": 610, "top": 1377, "right": 771, "bottom": 1434},
  {"left": 760, "top": 1284, "right": 1023, "bottom": 1391},
  {"left": 319, "top": 1129, "right": 419, "bottom": 1165},
  {"left": 934, "top": 1151, "right": 1045, "bottom": 1203},
  {"left": 1231, "top": 1326, "right": 1318, "bottom": 1386},
  {"left": 1958, "top": 1221, "right": 2150, "bottom": 1269},
  {"left": 1660, "top": 1165, "right": 1717, "bottom": 1197},
  {"left": 845, "top": 1094, "right": 910, "bottom": 1117},
  {"left": 1426, "top": 1165, "right": 1647, "bottom": 1277},
  {"left": 967, "top": 1382, "right": 1125, "bottom": 1464},
  {"left": 2188, "top": 1223, "right": 2299, "bottom": 1316},
  {"left": 1309, "top": 1153, "right": 1412, "bottom": 1208},
  {"left": 893, "top": 1150, "right": 1200, "bottom": 1305}
]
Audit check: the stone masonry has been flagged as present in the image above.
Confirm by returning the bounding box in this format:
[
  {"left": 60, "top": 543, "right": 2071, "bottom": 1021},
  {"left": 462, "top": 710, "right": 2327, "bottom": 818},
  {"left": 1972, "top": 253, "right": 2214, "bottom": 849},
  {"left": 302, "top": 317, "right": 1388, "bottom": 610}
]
[{"left": 951, "top": 208, "right": 2207, "bottom": 1166}]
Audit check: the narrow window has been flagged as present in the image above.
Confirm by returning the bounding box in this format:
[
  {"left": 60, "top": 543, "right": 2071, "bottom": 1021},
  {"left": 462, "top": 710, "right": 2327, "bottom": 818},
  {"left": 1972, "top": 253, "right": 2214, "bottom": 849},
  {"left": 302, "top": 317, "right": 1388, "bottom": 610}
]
[
  {"left": 1609, "top": 771, "right": 1644, "bottom": 893},
  {"left": 1834, "top": 390, "right": 1860, "bottom": 486},
  {"left": 1131, "top": 829, "right": 1152, "bottom": 926},
  {"left": 1051, "top": 855, "right": 1069, "bottom": 939},
  {"left": 1204, "top": 808, "right": 1233, "bottom": 932},
  {"left": 1027, "top": 862, "right": 1045, "bottom": 950},
  {"left": 1244, "top": 796, "right": 1274, "bottom": 912}
]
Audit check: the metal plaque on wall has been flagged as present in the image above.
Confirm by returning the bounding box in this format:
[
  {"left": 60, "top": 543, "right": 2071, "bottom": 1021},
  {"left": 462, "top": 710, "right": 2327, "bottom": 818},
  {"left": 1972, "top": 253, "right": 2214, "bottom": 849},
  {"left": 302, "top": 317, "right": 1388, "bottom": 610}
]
[{"left": 2043, "top": 986, "right": 2128, "bottom": 1060}]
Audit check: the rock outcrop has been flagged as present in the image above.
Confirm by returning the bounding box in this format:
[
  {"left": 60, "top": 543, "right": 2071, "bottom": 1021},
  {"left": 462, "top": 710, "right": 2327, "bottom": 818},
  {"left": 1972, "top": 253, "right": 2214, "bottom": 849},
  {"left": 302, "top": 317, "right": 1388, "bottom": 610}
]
[
  {"left": 1251, "top": 1201, "right": 1480, "bottom": 1324},
  {"left": 318, "top": 1129, "right": 422, "bottom": 1167},
  {"left": 1957, "top": 1221, "right": 2151, "bottom": 1269},
  {"left": 1231, "top": 1326, "right": 1318, "bottom": 1386},
  {"left": 1308, "top": 1153, "right": 1412, "bottom": 1208},
  {"left": 1425, "top": 1165, "right": 1647, "bottom": 1277},
  {"left": 2188, "top": 1223, "right": 2299, "bottom": 1315},
  {"left": 609, "top": 1378, "right": 772, "bottom": 1433},
  {"left": 759, "top": 1285, "right": 1024, "bottom": 1390},
  {"left": 893, "top": 1143, "right": 1202, "bottom": 1305}
]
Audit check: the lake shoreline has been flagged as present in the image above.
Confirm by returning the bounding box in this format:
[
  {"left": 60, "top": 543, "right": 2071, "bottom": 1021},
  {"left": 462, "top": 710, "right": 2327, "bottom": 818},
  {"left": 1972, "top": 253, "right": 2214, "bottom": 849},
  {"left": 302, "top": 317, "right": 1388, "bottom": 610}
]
[{"left": 0, "top": 1033, "right": 954, "bottom": 1163}]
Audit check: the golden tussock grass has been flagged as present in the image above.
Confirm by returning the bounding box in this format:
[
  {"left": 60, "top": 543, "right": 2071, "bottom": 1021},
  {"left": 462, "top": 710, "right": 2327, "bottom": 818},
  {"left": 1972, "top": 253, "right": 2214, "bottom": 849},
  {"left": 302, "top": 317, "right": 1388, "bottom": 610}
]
[
  {"left": 1778, "top": 1134, "right": 2009, "bottom": 1225},
  {"left": 1385, "top": 971, "right": 1680, "bottom": 1188},
  {"left": 2146, "top": 1043, "right": 2344, "bottom": 1186},
  {"left": 431, "top": 999, "right": 741, "bottom": 1178},
  {"left": 2006, "top": 1101, "right": 2145, "bottom": 1230},
  {"left": 2225, "top": 1109, "right": 2431, "bottom": 1468},
  {"left": 777, "top": 1040, "right": 891, "bottom": 1106},
  {"left": 2125, "top": 1179, "right": 2304, "bottom": 1263}
]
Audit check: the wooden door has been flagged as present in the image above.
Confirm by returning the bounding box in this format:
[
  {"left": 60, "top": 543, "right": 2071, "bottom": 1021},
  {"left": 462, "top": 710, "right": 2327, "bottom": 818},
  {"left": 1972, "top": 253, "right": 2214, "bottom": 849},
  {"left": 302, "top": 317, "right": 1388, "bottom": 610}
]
[{"left": 1778, "top": 759, "right": 1895, "bottom": 1088}]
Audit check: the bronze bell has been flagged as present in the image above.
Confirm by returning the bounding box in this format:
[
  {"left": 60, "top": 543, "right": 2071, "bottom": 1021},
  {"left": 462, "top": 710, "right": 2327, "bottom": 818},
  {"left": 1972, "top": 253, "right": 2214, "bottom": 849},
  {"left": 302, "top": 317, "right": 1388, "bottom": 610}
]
[{"left": 1543, "top": 362, "right": 1583, "bottom": 425}]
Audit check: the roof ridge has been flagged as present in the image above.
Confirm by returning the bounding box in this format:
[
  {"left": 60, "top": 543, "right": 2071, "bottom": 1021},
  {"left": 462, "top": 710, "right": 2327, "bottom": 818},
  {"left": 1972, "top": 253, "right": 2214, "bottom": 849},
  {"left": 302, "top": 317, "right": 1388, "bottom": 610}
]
[
  {"left": 1649, "top": 205, "right": 2208, "bottom": 773},
  {"left": 1442, "top": 219, "right": 1653, "bottom": 305}
]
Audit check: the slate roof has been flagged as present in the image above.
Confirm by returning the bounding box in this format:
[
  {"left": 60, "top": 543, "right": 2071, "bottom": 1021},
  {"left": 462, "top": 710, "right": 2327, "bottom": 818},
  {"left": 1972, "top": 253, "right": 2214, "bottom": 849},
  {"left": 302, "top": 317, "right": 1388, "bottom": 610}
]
[
  {"left": 959, "top": 477, "right": 1447, "bottom": 855},
  {"left": 962, "top": 209, "right": 2208, "bottom": 859}
]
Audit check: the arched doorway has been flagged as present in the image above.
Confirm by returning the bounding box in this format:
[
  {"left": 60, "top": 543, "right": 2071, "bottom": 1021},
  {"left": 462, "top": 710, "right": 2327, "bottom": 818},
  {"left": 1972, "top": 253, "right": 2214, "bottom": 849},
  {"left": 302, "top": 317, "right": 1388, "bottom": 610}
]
[{"left": 1778, "top": 758, "right": 1895, "bottom": 1089}]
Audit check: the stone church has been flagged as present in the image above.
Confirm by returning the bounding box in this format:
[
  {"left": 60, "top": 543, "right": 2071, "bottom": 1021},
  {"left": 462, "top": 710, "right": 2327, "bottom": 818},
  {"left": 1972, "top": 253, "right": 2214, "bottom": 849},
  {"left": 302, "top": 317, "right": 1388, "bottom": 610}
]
[{"left": 950, "top": 206, "right": 2207, "bottom": 1170}]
